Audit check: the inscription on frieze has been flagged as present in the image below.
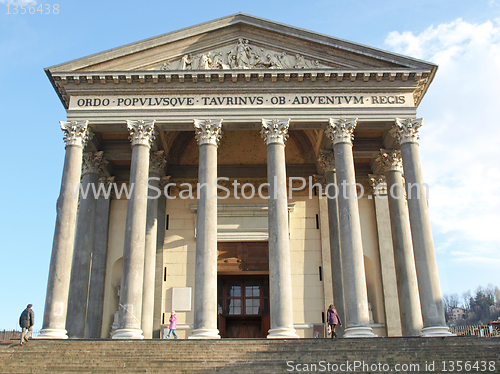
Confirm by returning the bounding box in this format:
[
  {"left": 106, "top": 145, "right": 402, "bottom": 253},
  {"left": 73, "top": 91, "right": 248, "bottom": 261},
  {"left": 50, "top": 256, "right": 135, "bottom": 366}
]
[{"left": 69, "top": 93, "right": 413, "bottom": 110}]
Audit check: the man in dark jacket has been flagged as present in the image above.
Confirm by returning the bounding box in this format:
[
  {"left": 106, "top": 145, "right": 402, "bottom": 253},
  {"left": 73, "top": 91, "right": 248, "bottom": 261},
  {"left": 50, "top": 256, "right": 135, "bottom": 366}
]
[{"left": 19, "top": 304, "right": 34, "bottom": 345}]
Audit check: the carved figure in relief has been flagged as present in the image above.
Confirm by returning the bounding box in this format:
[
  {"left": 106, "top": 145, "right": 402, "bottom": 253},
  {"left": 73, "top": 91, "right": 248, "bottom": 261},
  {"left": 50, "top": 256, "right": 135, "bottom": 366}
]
[
  {"left": 253, "top": 48, "right": 271, "bottom": 68},
  {"left": 279, "top": 52, "right": 295, "bottom": 69},
  {"left": 199, "top": 52, "right": 212, "bottom": 70},
  {"left": 157, "top": 39, "right": 326, "bottom": 70},
  {"left": 159, "top": 62, "right": 171, "bottom": 71},
  {"left": 248, "top": 47, "right": 260, "bottom": 66},
  {"left": 235, "top": 38, "right": 250, "bottom": 68},
  {"left": 295, "top": 54, "right": 307, "bottom": 69},
  {"left": 212, "top": 51, "right": 230, "bottom": 69},
  {"left": 267, "top": 53, "right": 284, "bottom": 69},
  {"left": 228, "top": 53, "right": 237, "bottom": 69},
  {"left": 191, "top": 54, "right": 201, "bottom": 70},
  {"left": 179, "top": 54, "right": 192, "bottom": 70},
  {"left": 311, "top": 60, "right": 320, "bottom": 68}
]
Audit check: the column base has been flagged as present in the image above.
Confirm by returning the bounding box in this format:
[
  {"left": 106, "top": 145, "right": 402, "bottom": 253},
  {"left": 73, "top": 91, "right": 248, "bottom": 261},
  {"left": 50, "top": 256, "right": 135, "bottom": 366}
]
[
  {"left": 344, "top": 326, "right": 377, "bottom": 338},
  {"left": 421, "top": 326, "right": 456, "bottom": 337},
  {"left": 188, "top": 328, "right": 221, "bottom": 339},
  {"left": 37, "top": 328, "right": 68, "bottom": 339},
  {"left": 267, "top": 327, "right": 300, "bottom": 339},
  {"left": 112, "top": 328, "right": 144, "bottom": 339}
]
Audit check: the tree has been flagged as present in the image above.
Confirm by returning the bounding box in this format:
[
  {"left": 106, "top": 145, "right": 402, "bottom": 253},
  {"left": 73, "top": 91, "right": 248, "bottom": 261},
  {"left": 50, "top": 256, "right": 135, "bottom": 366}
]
[
  {"left": 462, "top": 290, "right": 472, "bottom": 310},
  {"left": 443, "top": 285, "right": 500, "bottom": 326},
  {"left": 469, "top": 287, "right": 495, "bottom": 324},
  {"left": 442, "top": 293, "right": 460, "bottom": 323}
]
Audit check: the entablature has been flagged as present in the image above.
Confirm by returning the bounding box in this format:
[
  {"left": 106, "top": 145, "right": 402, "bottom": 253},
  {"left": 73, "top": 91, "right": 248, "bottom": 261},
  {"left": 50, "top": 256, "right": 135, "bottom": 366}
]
[{"left": 51, "top": 69, "right": 431, "bottom": 110}]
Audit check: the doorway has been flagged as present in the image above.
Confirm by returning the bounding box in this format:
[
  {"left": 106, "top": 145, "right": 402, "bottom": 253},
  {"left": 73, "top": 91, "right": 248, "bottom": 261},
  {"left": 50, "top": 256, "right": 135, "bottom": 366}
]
[{"left": 217, "top": 242, "right": 270, "bottom": 338}]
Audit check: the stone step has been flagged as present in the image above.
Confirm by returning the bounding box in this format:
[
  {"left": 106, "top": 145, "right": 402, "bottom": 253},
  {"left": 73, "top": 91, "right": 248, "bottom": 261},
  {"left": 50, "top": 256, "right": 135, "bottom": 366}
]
[{"left": 1, "top": 337, "right": 498, "bottom": 374}]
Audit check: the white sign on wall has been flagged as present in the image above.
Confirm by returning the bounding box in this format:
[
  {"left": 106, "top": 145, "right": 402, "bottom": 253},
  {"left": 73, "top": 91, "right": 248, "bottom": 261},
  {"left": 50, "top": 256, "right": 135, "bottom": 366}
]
[{"left": 171, "top": 287, "right": 192, "bottom": 312}]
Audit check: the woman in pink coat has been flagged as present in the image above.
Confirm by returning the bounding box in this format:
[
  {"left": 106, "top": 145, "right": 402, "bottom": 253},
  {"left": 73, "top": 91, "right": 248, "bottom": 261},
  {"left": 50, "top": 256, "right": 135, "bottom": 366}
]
[
  {"left": 166, "top": 311, "right": 178, "bottom": 339},
  {"left": 327, "top": 304, "right": 342, "bottom": 339}
]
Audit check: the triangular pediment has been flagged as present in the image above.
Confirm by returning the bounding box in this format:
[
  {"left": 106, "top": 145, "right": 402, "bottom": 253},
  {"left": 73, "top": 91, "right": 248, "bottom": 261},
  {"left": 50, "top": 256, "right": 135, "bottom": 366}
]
[{"left": 46, "top": 13, "right": 436, "bottom": 73}]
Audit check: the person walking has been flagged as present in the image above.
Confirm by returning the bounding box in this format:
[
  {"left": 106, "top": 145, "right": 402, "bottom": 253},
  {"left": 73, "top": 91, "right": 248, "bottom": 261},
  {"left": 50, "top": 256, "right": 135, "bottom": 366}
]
[
  {"left": 327, "top": 304, "right": 342, "bottom": 339},
  {"left": 166, "top": 311, "right": 178, "bottom": 339},
  {"left": 19, "top": 304, "right": 34, "bottom": 346}
]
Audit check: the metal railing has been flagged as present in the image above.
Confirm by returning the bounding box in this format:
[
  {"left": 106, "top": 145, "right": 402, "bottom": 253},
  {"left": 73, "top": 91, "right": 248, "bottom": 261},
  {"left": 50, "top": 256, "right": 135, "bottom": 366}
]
[
  {"left": 0, "top": 329, "right": 40, "bottom": 341},
  {"left": 449, "top": 325, "right": 499, "bottom": 337}
]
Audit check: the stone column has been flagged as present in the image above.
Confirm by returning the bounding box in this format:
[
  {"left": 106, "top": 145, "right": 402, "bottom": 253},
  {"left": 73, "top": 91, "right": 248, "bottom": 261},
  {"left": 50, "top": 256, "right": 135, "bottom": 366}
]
[
  {"left": 39, "top": 121, "right": 92, "bottom": 339},
  {"left": 86, "top": 176, "right": 114, "bottom": 338},
  {"left": 368, "top": 175, "right": 402, "bottom": 337},
  {"left": 261, "top": 119, "right": 299, "bottom": 339},
  {"left": 142, "top": 151, "right": 166, "bottom": 339},
  {"left": 112, "top": 120, "right": 156, "bottom": 340},
  {"left": 391, "top": 118, "right": 452, "bottom": 336},
  {"left": 377, "top": 149, "right": 422, "bottom": 336},
  {"left": 326, "top": 118, "right": 375, "bottom": 337},
  {"left": 318, "top": 149, "right": 345, "bottom": 336},
  {"left": 66, "top": 151, "right": 107, "bottom": 338},
  {"left": 189, "top": 119, "right": 222, "bottom": 339}
]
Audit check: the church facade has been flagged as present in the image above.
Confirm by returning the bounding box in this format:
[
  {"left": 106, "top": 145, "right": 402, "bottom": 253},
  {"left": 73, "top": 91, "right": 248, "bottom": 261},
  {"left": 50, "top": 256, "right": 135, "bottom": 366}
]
[{"left": 38, "top": 14, "right": 451, "bottom": 340}]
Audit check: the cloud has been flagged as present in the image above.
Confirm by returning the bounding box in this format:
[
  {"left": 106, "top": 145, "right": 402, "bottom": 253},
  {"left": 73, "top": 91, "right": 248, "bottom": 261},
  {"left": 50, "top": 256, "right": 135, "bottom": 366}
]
[{"left": 384, "top": 18, "right": 500, "bottom": 264}]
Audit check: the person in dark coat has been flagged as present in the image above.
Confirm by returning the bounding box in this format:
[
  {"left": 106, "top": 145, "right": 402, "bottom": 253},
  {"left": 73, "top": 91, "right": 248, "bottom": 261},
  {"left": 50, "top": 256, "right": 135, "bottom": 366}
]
[
  {"left": 19, "top": 304, "right": 34, "bottom": 346},
  {"left": 327, "top": 304, "right": 342, "bottom": 339}
]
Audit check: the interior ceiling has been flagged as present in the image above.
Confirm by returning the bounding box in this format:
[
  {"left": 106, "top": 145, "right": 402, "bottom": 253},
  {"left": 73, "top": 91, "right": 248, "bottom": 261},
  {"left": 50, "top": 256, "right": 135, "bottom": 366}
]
[{"left": 90, "top": 126, "right": 385, "bottom": 182}]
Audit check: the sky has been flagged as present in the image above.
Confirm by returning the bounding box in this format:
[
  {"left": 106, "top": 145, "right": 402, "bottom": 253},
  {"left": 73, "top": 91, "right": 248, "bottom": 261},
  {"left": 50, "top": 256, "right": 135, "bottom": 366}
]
[{"left": 0, "top": 0, "right": 499, "bottom": 330}]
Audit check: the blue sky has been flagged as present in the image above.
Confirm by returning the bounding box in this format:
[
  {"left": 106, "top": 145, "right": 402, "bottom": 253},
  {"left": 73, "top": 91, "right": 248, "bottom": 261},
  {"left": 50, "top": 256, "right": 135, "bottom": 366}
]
[{"left": 0, "top": 0, "right": 499, "bottom": 330}]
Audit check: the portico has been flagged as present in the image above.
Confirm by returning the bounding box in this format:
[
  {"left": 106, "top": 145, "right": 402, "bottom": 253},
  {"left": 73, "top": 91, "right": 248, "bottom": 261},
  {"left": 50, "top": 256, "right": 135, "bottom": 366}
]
[{"left": 39, "top": 13, "right": 451, "bottom": 340}]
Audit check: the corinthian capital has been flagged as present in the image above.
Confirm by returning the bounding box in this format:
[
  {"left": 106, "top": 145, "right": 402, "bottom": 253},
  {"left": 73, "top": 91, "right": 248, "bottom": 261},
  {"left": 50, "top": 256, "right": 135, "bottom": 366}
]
[
  {"left": 150, "top": 151, "right": 167, "bottom": 174},
  {"left": 82, "top": 151, "right": 108, "bottom": 175},
  {"left": 127, "top": 120, "right": 156, "bottom": 147},
  {"left": 369, "top": 174, "right": 387, "bottom": 195},
  {"left": 60, "top": 120, "right": 92, "bottom": 147},
  {"left": 326, "top": 118, "right": 357, "bottom": 145},
  {"left": 376, "top": 149, "right": 403, "bottom": 173},
  {"left": 261, "top": 119, "right": 290, "bottom": 145},
  {"left": 194, "top": 119, "right": 223, "bottom": 146},
  {"left": 317, "top": 149, "right": 335, "bottom": 172},
  {"left": 391, "top": 118, "right": 423, "bottom": 145},
  {"left": 98, "top": 176, "right": 115, "bottom": 198}
]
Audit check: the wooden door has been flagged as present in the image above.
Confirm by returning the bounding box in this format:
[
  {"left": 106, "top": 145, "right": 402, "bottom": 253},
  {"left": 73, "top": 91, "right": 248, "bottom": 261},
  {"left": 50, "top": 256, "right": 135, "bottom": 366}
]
[
  {"left": 217, "top": 242, "right": 270, "bottom": 338},
  {"left": 218, "top": 275, "right": 269, "bottom": 338}
]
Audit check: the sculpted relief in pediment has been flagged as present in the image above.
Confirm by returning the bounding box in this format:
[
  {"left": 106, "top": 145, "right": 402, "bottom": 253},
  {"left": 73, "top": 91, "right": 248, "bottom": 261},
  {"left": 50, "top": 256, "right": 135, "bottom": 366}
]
[{"left": 158, "top": 39, "right": 328, "bottom": 70}]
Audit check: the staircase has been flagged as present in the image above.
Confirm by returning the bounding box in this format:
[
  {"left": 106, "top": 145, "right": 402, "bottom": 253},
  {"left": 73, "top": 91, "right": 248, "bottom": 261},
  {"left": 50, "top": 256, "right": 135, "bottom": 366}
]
[{"left": 1, "top": 337, "right": 499, "bottom": 373}]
